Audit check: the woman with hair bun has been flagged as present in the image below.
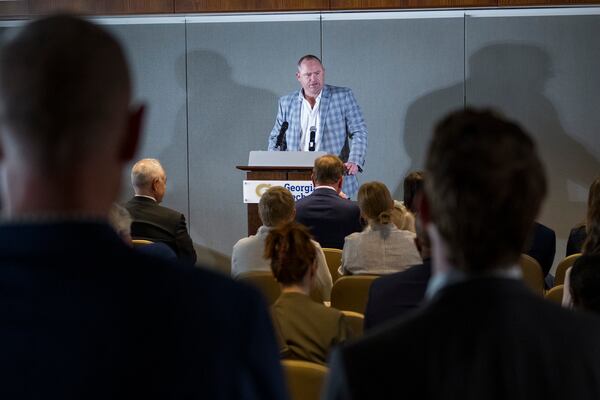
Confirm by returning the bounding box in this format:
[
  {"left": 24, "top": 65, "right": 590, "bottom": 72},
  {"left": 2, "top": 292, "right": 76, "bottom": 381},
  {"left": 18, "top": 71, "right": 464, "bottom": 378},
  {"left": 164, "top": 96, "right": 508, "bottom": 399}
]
[
  {"left": 266, "top": 222, "right": 351, "bottom": 365},
  {"left": 341, "top": 181, "right": 422, "bottom": 275}
]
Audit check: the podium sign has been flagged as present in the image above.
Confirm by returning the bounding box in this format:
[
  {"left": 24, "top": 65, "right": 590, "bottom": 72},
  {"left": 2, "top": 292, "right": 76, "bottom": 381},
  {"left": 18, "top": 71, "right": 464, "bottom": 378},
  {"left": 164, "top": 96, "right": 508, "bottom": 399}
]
[{"left": 243, "top": 180, "right": 313, "bottom": 203}]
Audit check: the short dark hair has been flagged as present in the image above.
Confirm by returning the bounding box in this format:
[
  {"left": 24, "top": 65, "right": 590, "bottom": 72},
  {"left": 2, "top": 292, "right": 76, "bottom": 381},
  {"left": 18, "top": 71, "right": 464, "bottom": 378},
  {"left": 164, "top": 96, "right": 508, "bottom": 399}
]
[
  {"left": 264, "top": 222, "right": 316, "bottom": 285},
  {"left": 570, "top": 254, "right": 600, "bottom": 314},
  {"left": 313, "top": 155, "right": 344, "bottom": 185},
  {"left": 297, "top": 54, "right": 322, "bottom": 69},
  {"left": 403, "top": 171, "right": 425, "bottom": 213},
  {"left": 425, "top": 108, "right": 546, "bottom": 273},
  {"left": 0, "top": 14, "right": 131, "bottom": 170}
]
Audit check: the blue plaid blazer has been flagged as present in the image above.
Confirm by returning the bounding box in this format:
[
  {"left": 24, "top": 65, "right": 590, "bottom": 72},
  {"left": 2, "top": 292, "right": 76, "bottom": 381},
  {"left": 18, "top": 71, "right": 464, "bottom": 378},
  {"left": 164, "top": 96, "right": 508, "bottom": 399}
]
[{"left": 268, "top": 84, "right": 368, "bottom": 198}]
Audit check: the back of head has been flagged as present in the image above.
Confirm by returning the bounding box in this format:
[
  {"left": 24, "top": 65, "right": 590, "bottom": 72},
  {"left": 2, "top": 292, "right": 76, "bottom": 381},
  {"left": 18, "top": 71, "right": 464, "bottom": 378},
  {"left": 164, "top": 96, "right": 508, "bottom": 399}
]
[
  {"left": 583, "top": 177, "right": 600, "bottom": 255},
  {"left": 131, "top": 158, "right": 164, "bottom": 192},
  {"left": 313, "top": 155, "right": 344, "bottom": 185},
  {"left": 264, "top": 222, "right": 316, "bottom": 285},
  {"left": 403, "top": 171, "right": 425, "bottom": 213},
  {"left": 425, "top": 108, "right": 546, "bottom": 273},
  {"left": 0, "top": 14, "right": 131, "bottom": 171},
  {"left": 258, "top": 186, "right": 295, "bottom": 227},
  {"left": 570, "top": 254, "right": 600, "bottom": 314},
  {"left": 358, "top": 181, "right": 394, "bottom": 225}
]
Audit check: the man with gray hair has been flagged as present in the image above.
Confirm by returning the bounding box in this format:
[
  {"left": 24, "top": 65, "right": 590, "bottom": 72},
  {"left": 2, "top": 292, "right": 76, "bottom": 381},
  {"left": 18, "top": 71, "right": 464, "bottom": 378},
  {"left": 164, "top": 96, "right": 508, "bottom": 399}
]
[
  {"left": 125, "top": 158, "right": 196, "bottom": 265},
  {"left": 0, "top": 14, "right": 285, "bottom": 399}
]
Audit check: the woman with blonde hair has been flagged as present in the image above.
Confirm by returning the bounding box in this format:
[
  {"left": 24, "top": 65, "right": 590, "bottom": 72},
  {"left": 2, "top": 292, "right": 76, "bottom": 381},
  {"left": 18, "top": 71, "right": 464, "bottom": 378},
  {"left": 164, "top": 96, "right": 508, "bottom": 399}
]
[
  {"left": 341, "top": 181, "right": 422, "bottom": 275},
  {"left": 266, "top": 222, "right": 351, "bottom": 365}
]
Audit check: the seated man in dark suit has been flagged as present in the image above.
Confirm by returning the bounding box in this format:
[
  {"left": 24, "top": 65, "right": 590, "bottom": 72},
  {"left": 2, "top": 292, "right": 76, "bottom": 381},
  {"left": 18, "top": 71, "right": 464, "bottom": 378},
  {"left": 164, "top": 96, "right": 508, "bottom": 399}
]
[
  {"left": 295, "top": 154, "right": 362, "bottom": 249},
  {"left": 325, "top": 109, "right": 600, "bottom": 400},
  {"left": 0, "top": 15, "right": 285, "bottom": 399},
  {"left": 525, "top": 221, "right": 556, "bottom": 279},
  {"left": 364, "top": 218, "right": 431, "bottom": 331},
  {"left": 125, "top": 158, "right": 197, "bottom": 265}
]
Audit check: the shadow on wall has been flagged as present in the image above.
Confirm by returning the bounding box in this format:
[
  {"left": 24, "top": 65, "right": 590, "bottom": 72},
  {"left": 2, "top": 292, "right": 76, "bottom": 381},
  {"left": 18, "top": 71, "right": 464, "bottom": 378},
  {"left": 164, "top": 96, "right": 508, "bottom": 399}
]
[
  {"left": 180, "top": 50, "right": 278, "bottom": 255},
  {"left": 401, "top": 42, "right": 600, "bottom": 237}
]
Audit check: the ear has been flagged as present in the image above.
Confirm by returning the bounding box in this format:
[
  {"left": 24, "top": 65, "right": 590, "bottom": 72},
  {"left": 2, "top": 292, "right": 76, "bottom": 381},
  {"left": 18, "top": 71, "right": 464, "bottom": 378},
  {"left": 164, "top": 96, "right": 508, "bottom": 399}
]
[
  {"left": 296, "top": 71, "right": 301, "bottom": 82},
  {"left": 337, "top": 176, "right": 344, "bottom": 192},
  {"left": 311, "top": 172, "right": 317, "bottom": 186},
  {"left": 119, "top": 104, "right": 145, "bottom": 162}
]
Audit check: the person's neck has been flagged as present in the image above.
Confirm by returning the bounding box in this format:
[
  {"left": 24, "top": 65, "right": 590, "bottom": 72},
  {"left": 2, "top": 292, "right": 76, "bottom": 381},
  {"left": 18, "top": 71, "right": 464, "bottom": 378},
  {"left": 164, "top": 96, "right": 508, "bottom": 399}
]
[
  {"left": 314, "top": 183, "right": 339, "bottom": 193},
  {"left": 2, "top": 162, "right": 116, "bottom": 219},
  {"left": 302, "top": 89, "right": 321, "bottom": 108},
  {"left": 281, "top": 282, "right": 311, "bottom": 296}
]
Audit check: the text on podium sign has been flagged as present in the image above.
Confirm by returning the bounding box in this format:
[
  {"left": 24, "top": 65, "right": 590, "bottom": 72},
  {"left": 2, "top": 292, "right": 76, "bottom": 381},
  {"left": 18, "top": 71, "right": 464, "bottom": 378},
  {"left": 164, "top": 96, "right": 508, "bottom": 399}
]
[{"left": 243, "top": 180, "right": 314, "bottom": 203}]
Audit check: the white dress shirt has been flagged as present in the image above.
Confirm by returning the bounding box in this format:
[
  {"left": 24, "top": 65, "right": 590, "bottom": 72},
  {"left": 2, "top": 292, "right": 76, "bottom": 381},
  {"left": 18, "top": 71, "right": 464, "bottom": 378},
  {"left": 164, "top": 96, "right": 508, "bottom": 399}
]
[
  {"left": 231, "top": 225, "right": 333, "bottom": 301},
  {"left": 299, "top": 91, "right": 322, "bottom": 151}
]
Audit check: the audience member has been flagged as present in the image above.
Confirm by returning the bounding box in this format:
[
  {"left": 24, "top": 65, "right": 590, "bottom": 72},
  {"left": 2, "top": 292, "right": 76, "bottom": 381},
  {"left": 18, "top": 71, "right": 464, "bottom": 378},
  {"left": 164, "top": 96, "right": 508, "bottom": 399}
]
[
  {"left": 341, "top": 181, "right": 421, "bottom": 275},
  {"left": 232, "top": 186, "right": 333, "bottom": 302},
  {"left": 295, "top": 154, "right": 362, "bottom": 249},
  {"left": 390, "top": 200, "right": 415, "bottom": 232},
  {"left": 267, "top": 223, "right": 352, "bottom": 365},
  {"left": 525, "top": 221, "right": 556, "bottom": 278},
  {"left": 0, "top": 15, "right": 285, "bottom": 399},
  {"left": 125, "top": 158, "right": 197, "bottom": 265},
  {"left": 566, "top": 177, "right": 600, "bottom": 256},
  {"left": 109, "top": 203, "right": 177, "bottom": 261},
  {"left": 568, "top": 254, "right": 600, "bottom": 314},
  {"left": 324, "top": 109, "right": 600, "bottom": 400},
  {"left": 364, "top": 218, "right": 431, "bottom": 331},
  {"left": 403, "top": 170, "right": 424, "bottom": 214}
]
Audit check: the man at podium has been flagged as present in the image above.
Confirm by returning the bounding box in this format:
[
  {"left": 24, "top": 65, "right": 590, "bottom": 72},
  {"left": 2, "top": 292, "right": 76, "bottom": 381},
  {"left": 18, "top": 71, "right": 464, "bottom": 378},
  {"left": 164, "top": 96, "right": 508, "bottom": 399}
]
[{"left": 267, "top": 54, "right": 368, "bottom": 199}]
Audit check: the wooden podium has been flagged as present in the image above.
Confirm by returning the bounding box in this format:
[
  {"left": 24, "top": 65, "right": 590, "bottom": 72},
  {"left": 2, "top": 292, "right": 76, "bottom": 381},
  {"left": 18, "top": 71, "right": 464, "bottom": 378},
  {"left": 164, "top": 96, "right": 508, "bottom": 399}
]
[{"left": 236, "top": 165, "right": 312, "bottom": 236}]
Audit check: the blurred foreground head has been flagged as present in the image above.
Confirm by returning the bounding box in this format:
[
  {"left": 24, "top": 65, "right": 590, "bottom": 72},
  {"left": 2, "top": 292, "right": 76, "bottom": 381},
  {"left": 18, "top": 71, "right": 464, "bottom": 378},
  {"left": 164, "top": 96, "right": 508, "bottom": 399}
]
[
  {"left": 0, "top": 14, "right": 142, "bottom": 216},
  {"left": 424, "top": 108, "right": 546, "bottom": 273}
]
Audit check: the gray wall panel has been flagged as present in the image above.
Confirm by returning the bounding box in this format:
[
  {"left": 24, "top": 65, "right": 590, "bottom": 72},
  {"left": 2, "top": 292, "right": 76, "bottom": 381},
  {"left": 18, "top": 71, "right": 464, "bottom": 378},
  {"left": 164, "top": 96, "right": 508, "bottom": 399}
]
[
  {"left": 322, "top": 18, "right": 465, "bottom": 200},
  {"left": 465, "top": 15, "right": 600, "bottom": 264},
  {"left": 186, "top": 20, "right": 320, "bottom": 255},
  {"left": 107, "top": 23, "right": 189, "bottom": 218}
]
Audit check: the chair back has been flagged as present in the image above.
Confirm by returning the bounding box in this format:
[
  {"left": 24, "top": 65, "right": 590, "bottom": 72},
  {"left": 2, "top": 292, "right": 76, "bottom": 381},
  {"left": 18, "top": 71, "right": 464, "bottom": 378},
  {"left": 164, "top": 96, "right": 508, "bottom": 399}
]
[
  {"left": 554, "top": 253, "right": 582, "bottom": 286},
  {"left": 322, "top": 248, "right": 342, "bottom": 283},
  {"left": 132, "top": 239, "right": 154, "bottom": 247},
  {"left": 518, "top": 254, "right": 545, "bottom": 296},
  {"left": 237, "top": 271, "right": 281, "bottom": 306},
  {"left": 545, "top": 285, "right": 564, "bottom": 304},
  {"left": 331, "top": 275, "right": 378, "bottom": 314},
  {"left": 282, "top": 360, "right": 328, "bottom": 400},
  {"left": 341, "top": 310, "right": 364, "bottom": 337}
]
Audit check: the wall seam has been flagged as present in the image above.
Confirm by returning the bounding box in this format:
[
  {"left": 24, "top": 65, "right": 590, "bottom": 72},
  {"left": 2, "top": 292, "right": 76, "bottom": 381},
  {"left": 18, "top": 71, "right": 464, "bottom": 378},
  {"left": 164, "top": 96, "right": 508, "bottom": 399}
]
[{"left": 184, "top": 19, "right": 191, "bottom": 224}]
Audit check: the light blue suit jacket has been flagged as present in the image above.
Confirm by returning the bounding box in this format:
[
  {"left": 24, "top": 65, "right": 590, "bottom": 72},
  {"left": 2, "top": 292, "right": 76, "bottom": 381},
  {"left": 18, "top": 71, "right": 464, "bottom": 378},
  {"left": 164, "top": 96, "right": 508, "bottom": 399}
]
[{"left": 268, "top": 84, "right": 368, "bottom": 198}]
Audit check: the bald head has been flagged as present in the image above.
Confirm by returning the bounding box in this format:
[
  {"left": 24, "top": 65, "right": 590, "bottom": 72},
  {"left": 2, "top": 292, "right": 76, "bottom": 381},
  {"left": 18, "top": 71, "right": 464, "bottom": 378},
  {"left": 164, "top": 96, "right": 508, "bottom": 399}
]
[
  {"left": 131, "top": 159, "right": 167, "bottom": 203},
  {"left": 0, "top": 14, "right": 132, "bottom": 170}
]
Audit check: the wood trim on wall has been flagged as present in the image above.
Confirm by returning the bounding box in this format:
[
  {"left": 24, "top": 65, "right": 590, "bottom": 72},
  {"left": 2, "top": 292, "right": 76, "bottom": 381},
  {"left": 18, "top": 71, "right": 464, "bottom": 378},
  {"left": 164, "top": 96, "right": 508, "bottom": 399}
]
[{"left": 1, "top": 0, "right": 600, "bottom": 18}]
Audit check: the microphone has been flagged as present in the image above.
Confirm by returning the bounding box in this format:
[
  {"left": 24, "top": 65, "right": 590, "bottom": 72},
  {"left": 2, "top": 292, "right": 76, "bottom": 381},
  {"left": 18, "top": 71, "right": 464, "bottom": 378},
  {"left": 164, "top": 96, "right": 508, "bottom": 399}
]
[
  {"left": 275, "top": 121, "right": 288, "bottom": 151},
  {"left": 309, "top": 126, "right": 316, "bottom": 151}
]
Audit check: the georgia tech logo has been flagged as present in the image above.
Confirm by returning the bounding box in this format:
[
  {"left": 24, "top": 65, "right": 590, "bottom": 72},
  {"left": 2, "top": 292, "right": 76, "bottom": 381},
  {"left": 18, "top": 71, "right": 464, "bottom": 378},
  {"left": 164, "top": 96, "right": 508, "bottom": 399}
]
[{"left": 255, "top": 183, "right": 272, "bottom": 197}]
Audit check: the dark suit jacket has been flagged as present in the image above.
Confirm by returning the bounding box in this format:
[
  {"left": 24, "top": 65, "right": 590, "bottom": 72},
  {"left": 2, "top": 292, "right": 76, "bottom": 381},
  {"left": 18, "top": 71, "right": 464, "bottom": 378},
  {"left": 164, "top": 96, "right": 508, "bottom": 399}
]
[
  {"left": 125, "top": 196, "right": 196, "bottom": 265},
  {"left": 525, "top": 222, "right": 556, "bottom": 277},
  {"left": 326, "top": 278, "right": 600, "bottom": 400},
  {"left": 567, "top": 224, "right": 586, "bottom": 256},
  {"left": 0, "top": 221, "right": 286, "bottom": 400},
  {"left": 364, "top": 258, "right": 431, "bottom": 331},
  {"left": 295, "top": 188, "right": 362, "bottom": 249}
]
